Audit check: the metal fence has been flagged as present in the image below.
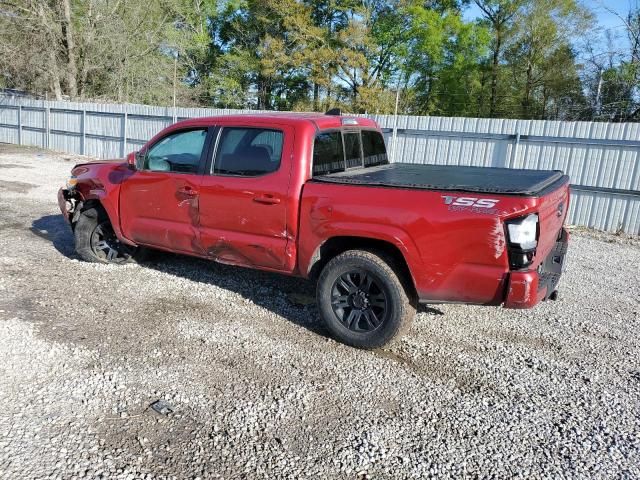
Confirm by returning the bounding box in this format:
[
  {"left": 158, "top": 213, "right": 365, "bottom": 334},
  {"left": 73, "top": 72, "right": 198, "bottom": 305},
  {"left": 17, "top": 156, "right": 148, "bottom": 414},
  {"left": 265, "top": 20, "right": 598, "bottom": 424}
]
[{"left": 1, "top": 95, "right": 638, "bottom": 234}]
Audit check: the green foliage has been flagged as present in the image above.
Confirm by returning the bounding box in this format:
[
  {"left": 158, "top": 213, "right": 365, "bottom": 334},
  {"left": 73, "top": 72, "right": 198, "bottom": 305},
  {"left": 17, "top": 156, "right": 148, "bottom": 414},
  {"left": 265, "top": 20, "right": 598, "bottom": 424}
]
[
  {"left": 0, "top": 0, "right": 637, "bottom": 120},
  {"left": 404, "top": 1, "right": 490, "bottom": 115}
]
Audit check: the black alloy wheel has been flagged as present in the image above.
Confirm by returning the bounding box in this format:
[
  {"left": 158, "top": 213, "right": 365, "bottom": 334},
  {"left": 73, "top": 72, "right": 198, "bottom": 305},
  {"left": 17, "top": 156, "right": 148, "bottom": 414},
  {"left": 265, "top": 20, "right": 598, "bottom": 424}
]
[
  {"left": 330, "top": 270, "right": 388, "bottom": 332},
  {"left": 317, "top": 249, "right": 416, "bottom": 349}
]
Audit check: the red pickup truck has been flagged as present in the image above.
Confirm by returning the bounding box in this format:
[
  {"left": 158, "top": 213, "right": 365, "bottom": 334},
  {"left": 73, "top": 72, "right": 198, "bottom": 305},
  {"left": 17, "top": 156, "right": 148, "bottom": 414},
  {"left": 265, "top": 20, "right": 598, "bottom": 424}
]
[{"left": 58, "top": 112, "right": 569, "bottom": 348}]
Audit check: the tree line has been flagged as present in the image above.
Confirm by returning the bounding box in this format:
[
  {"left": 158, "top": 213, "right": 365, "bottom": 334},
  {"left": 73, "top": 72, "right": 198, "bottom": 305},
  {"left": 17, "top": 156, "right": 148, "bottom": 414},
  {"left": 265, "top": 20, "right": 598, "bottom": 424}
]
[{"left": 1, "top": 0, "right": 638, "bottom": 121}]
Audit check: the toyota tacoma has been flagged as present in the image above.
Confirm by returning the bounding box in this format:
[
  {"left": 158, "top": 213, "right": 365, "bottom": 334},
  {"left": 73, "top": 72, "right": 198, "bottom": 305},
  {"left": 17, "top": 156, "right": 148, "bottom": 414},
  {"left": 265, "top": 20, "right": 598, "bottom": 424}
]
[{"left": 58, "top": 111, "right": 570, "bottom": 348}]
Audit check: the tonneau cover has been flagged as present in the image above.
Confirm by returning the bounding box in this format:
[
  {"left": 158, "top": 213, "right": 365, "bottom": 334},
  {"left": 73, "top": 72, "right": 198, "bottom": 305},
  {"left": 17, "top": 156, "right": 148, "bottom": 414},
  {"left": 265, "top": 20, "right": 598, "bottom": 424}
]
[{"left": 313, "top": 163, "right": 566, "bottom": 196}]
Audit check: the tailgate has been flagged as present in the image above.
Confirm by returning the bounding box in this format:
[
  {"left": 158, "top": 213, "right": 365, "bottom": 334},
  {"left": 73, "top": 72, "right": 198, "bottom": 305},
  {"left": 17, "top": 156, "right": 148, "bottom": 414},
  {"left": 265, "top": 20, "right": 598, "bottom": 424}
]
[{"left": 535, "top": 180, "right": 570, "bottom": 263}]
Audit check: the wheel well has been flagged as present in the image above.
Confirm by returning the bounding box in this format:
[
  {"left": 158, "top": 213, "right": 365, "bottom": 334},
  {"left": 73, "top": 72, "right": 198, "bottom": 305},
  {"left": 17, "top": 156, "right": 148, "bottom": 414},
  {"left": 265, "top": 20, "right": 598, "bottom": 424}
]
[
  {"left": 80, "top": 199, "right": 105, "bottom": 214},
  {"left": 308, "top": 236, "right": 416, "bottom": 295},
  {"left": 69, "top": 197, "right": 107, "bottom": 226}
]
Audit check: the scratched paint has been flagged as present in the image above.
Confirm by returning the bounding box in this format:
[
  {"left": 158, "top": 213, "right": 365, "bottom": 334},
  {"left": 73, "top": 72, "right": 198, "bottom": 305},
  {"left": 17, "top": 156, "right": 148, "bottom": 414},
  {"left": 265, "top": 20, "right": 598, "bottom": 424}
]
[{"left": 489, "top": 219, "right": 506, "bottom": 259}]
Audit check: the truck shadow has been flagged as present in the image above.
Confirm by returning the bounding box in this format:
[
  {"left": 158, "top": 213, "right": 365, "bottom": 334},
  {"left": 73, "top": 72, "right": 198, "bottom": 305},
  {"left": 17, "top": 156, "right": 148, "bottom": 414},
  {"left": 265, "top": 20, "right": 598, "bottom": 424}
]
[
  {"left": 31, "top": 214, "right": 326, "bottom": 337},
  {"left": 31, "top": 214, "right": 78, "bottom": 259},
  {"left": 32, "top": 214, "right": 442, "bottom": 340}
]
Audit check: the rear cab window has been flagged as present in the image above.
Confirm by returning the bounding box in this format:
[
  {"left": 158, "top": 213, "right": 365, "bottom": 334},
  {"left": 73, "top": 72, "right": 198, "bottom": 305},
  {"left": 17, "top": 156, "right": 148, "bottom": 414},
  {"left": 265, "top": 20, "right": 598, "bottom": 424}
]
[
  {"left": 312, "top": 129, "right": 388, "bottom": 176},
  {"left": 313, "top": 132, "right": 344, "bottom": 175},
  {"left": 362, "top": 130, "right": 388, "bottom": 167}
]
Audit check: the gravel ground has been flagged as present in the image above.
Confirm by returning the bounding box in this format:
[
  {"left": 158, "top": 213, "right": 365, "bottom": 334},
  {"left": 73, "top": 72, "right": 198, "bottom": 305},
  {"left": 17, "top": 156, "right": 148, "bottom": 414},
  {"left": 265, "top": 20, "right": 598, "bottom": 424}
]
[{"left": 0, "top": 144, "right": 639, "bottom": 479}]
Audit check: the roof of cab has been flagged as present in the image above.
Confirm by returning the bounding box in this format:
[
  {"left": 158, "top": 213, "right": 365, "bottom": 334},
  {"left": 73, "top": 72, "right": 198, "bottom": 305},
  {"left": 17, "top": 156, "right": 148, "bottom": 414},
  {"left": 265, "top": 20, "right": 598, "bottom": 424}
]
[{"left": 171, "top": 112, "right": 380, "bottom": 131}]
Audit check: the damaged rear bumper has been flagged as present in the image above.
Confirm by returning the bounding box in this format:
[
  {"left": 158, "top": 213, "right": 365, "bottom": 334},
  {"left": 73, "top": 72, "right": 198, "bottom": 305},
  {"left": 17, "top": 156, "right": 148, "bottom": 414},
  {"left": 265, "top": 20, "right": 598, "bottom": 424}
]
[{"left": 504, "top": 228, "right": 569, "bottom": 309}]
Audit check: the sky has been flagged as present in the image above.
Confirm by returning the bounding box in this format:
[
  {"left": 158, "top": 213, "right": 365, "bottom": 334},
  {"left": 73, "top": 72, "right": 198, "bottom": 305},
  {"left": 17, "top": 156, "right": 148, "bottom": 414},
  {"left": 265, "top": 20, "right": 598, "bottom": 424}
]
[
  {"left": 586, "top": 0, "right": 637, "bottom": 31},
  {"left": 463, "top": 0, "right": 636, "bottom": 58},
  {"left": 464, "top": 0, "right": 635, "bottom": 29}
]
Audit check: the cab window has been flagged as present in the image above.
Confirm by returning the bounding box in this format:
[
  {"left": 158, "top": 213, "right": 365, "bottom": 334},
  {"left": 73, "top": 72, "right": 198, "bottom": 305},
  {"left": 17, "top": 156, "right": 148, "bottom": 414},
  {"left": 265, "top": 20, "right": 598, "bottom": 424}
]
[
  {"left": 344, "top": 132, "right": 362, "bottom": 169},
  {"left": 362, "top": 130, "right": 388, "bottom": 167},
  {"left": 312, "top": 129, "right": 388, "bottom": 176},
  {"left": 213, "top": 127, "right": 283, "bottom": 176},
  {"left": 313, "top": 131, "right": 344, "bottom": 175},
  {"left": 144, "top": 128, "right": 207, "bottom": 173}
]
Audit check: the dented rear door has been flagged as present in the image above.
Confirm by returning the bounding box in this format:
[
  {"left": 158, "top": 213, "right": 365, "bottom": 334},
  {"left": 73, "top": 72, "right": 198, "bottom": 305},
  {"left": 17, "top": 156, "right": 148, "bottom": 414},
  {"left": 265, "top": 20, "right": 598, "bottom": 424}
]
[{"left": 196, "top": 123, "right": 294, "bottom": 271}]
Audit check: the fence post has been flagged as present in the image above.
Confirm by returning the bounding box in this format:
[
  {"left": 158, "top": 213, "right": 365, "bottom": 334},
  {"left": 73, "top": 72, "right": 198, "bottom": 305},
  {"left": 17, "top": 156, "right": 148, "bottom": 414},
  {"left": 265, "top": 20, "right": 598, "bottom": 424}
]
[
  {"left": 17, "top": 105, "right": 22, "bottom": 145},
  {"left": 509, "top": 131, "right": 520, "bottom": 168},
  {"left": 44, "top": 107, "right": 51, "bottom": 149},
  {"left": 45, "top": 107, "right": 51, "bottom": 149},
  {"left": 122, "top": 111, "right": 128, "bottom": 157},
  {"left": 81, "top": 109, "right": 86, "bottom": 155}
]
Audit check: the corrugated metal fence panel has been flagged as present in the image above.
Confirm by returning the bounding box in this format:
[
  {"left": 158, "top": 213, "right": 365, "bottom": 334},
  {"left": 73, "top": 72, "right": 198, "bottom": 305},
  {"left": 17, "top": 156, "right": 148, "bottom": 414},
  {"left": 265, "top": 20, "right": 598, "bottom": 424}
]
[
  {"left": 0, "top": 104, "right": 19, "bottom": 144},
  {"left": 569, "top": 190, "right": 640, "bottom": 233},
  {"left": 128, "top": 114, "right": 172, "bottom": 144},
  {"left": 0, "top": 95, "right": 638, "bottom": 234},
  {"left": 375, "top": 115, "right": 640, "bottom": 194}
]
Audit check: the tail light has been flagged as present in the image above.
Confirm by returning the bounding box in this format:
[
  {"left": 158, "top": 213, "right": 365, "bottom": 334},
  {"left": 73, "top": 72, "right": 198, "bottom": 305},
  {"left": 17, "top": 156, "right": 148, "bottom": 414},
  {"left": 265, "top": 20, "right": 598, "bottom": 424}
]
[{"left": 505, "top": 213, "right": 539, "bottom": 269}]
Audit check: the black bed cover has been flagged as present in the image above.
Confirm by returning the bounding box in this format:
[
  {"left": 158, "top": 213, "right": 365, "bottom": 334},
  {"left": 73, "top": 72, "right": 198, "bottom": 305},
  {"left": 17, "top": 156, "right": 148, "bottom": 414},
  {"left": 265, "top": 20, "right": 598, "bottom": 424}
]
[{"left": 313, "top": 163, "right": 568, "bottom": 196}]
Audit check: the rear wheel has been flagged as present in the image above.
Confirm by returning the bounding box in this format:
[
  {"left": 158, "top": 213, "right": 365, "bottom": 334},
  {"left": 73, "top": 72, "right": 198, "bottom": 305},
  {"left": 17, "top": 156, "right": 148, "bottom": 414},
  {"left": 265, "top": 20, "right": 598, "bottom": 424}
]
[
  {"left": 317, "top": 249, "right": 416, "bottom": 349},
  {"left": 74, "top": 207, "right": 138, "bottom": 264}
]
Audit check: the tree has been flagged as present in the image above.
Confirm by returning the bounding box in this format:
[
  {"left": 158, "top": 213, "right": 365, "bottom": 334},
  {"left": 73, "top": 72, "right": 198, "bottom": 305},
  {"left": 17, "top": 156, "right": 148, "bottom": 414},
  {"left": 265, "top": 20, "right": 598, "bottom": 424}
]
[
  {"left": 474, "top": 0, "right": 523, "bottom": 117},
  {"left": 604, "top": 2, "right": 640, "bottom": 120},
  {"left": 402, "top": 1, "right": 489, "bottom": 115},
  {"left": 0, "top": 0, "right": 623, "bottom": 121},
  {"left": 504, "top": 0, "right": 591, "bottom": 119}
]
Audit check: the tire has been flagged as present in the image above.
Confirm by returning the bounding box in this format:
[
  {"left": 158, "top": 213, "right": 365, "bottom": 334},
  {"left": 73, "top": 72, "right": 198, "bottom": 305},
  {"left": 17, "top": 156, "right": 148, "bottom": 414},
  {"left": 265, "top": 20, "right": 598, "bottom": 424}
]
[
  {"left": 316, "top": 249, "right": 416, "bottom": 349},
  {"left": 74, "top": 207, "right": 138, "bottom": 264}
]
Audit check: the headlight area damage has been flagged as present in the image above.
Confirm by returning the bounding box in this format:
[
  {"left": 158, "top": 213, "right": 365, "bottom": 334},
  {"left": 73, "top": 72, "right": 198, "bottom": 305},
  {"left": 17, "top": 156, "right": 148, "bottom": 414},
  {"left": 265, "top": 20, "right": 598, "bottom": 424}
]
[{"left": 57, "top": 185, "right": 80, "bottom": 224}]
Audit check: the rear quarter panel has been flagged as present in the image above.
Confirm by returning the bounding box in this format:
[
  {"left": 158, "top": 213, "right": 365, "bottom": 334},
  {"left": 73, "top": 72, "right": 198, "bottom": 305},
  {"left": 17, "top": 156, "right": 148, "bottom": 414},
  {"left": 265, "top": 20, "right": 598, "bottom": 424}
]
[{"left": 299, "top": 183, "right": 548, "bottom": 305}]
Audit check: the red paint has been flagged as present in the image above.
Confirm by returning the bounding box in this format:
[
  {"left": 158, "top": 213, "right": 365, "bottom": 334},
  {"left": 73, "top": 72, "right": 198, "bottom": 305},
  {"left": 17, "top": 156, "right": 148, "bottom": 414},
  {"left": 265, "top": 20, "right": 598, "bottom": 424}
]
[
  {"left": 59, "top": 113, "right": 570, "bottom": 308},
  {"left": 197, "top": 121, "right": 298, "bottom": 270},
  {"left": 119, "top": 170, "right": 203, "bottom": 254}
]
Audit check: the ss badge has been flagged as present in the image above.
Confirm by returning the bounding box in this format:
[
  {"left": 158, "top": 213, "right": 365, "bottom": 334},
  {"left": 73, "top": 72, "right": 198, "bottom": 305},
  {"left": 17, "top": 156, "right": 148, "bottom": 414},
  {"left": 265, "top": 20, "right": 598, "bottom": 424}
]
[{"left": 441, "top": 196, "right": 500, "bottom": 209}]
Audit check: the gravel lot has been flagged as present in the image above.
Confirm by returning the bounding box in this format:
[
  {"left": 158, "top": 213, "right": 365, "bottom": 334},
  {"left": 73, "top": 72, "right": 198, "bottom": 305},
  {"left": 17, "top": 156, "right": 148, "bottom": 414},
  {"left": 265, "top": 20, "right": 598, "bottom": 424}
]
[{"left": 0, "top": 144, "right": 639, "bottom": 479}]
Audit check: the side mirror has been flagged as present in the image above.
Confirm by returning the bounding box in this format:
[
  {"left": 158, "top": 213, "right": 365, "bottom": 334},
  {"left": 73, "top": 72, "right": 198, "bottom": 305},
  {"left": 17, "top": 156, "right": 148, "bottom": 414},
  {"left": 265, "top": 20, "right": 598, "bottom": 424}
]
[{"left": 126, "top": 151, "right": 137, "bottom": 170}]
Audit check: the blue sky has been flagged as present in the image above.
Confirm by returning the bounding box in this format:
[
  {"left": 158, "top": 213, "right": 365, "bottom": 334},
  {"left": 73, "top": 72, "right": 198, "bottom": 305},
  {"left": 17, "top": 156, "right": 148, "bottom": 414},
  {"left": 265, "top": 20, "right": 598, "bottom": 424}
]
[
  {"left": 464, "top": 0, "right": 635, "bottom": 35},
  {"left": 463, "top": 0, "right": 636, "bottom": 55},
  {"left": 585, "top": 0, "right": 636, "bottom": 31}
]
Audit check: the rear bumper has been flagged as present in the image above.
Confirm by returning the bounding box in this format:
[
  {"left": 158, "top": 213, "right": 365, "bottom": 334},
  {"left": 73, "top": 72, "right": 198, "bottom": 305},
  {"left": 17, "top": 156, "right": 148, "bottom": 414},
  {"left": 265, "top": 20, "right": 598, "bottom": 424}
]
[{"left": 504, "top": 228, "right": 569, "bottom": 309}]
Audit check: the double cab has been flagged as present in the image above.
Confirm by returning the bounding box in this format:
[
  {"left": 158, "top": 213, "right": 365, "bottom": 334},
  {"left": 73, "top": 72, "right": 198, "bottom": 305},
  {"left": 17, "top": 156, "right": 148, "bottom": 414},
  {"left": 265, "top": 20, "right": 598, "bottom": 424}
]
[{"left": 59, "top": 111, "right": 570, "bottom": 348}]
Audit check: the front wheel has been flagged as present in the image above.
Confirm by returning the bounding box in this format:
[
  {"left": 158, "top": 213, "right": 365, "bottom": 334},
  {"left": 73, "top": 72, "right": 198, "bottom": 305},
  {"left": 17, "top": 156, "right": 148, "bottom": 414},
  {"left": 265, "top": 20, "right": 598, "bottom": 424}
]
[
  {"left": 316, "top": 250, "right": 416, "bottom": 349},
  {"left": 74, "top": 207, "right": 138, "bottom": 264}
]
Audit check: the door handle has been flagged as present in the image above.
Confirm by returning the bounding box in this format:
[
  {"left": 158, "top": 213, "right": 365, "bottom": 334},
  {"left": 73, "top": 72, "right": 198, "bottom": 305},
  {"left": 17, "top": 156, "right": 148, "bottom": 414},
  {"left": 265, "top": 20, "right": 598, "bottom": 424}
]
[
  {"left": 253, "top": 194, "right": 280, "bottom": 205},
  {"left": 177, "top": 186, "right": 198, "bottom": 196}
]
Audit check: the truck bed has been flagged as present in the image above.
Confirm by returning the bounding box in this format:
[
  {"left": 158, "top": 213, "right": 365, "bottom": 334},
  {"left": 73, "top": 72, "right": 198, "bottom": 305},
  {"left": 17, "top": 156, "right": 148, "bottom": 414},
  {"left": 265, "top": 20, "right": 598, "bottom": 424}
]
[{"left": 313, "top": 163, "right": 568, "bottom": 196}]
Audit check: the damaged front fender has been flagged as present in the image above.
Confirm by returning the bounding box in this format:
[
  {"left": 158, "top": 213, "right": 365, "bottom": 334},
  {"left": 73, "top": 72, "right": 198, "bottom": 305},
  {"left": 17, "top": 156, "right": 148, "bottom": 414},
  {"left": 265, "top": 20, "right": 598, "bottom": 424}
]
[{"left": 58, "top": 188, "right": 83, "bottom": 226}]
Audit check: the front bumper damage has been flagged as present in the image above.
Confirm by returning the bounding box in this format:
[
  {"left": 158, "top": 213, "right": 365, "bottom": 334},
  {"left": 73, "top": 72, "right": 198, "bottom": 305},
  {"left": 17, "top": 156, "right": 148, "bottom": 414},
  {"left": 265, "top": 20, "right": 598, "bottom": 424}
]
[
  {"left": 58, "top": 188, "right": 78, "bottom": 224},
  {"left": 504, "top": 228, "right": 569, "bottom": 309}
]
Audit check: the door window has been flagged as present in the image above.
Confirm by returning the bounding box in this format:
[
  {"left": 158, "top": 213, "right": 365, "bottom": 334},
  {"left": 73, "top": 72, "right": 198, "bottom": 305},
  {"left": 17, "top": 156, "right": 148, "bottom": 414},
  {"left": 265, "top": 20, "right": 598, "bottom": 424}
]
[
  {"left": 213, "top": 127, "right": 283, "bottom": 176},
  {"left": 144, "top": 129, "right": 208, "bottom": 173}
]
